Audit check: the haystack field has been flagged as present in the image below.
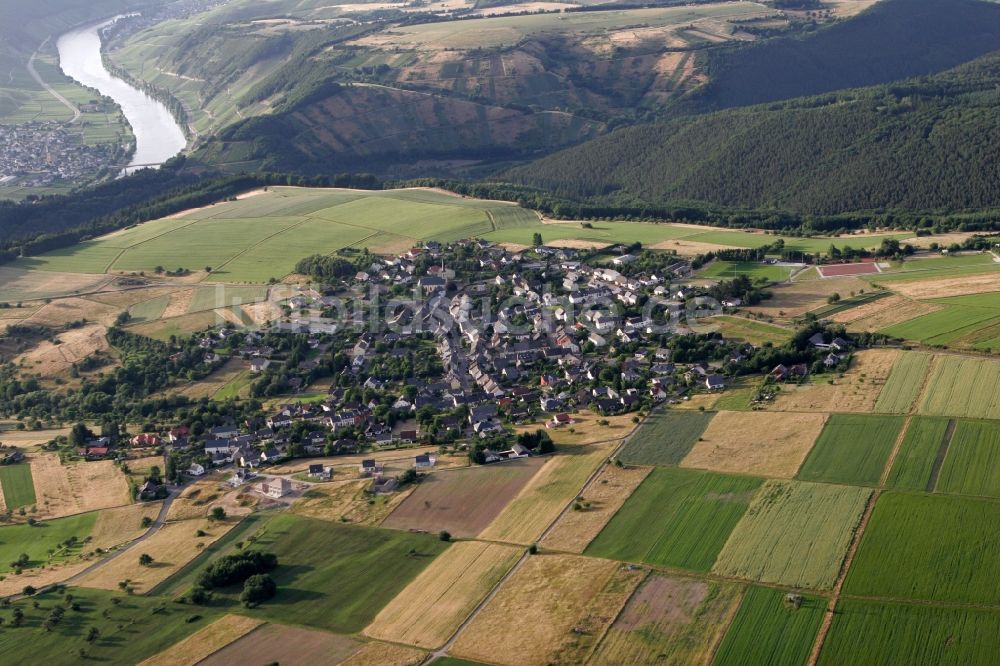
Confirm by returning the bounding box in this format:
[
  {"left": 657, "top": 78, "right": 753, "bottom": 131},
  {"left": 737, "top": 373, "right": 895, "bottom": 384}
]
[
  {"left": 450, "top": 554, "right": 619, "bottom": 666},
  {"left": 31, "top": 453, "right": 131, "bottom": 518},
  {"left": 139, "top": 615, "right": 264, "bottom": 666},
  {"left": 542, "top": 463, "right": 651, "bottom": 553},
  {"left": 681, "top": 411, "right": 827, "bottom": 478},
  {"left": 76, "top": 517, "right": 238, "bottom": 593},
  {"left": 772, "top": 348, "right": 898, "bottom": 413},
  {"left": 364, "top": 541, "right": 522, "bottom": 648}
]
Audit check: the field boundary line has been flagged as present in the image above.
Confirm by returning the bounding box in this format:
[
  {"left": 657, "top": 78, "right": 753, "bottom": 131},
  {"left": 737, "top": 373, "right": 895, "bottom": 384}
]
[
  {"left": 926, "top": 419, "right": 957, "bottom": 493},
  {"left": 879, "top": 415, "right": 912, "bottom": 487},
  {"left": 208, "top": 217, "right": 317, "bottom": 275}
]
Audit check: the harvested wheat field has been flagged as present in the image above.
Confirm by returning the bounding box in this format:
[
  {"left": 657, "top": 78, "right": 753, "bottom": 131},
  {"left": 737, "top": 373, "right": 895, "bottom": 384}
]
[
  {"left": 745, "top": 277, "right": 868, "bottom": 319},
  {"left": 199, "top": 623, "right": 362, "bottom": 666},
  {"left": 838, "top": 296, "right": 943, "bottom": 330},
  {"left": 139, "top": 615, "right": 264, "bottom": 666},
  {"left": 0, "top": 427, "right": 70, "bottom": 448},
  {"left": 479, "top": 443, "right": 613, "bottom": 545},
  {"left": 85, "top": 286, "right": 182, "bottom": 309},
  {"left": 451, "top": 554, "right": 619, "bottom": 666},
  {"left": 23, "top": 297, "right": 120, "bottom": 327},
  {"left": 90, "top": 502, "right": 162, "bottom": 549},
  {"left": 888, "top": 273, "right": 1000, "bottom": 299},
  {"left": 76, "top": 517, "right": 237, "bottom": 593},
  {"left": 0, "top": 266, "right": 112, "bottom": 303},
  {"left": 652, "top": 239, "right": 740, "bottom": 255},
  {"left": 127, "top": 456, "right": 165, "bottom": 474},
  {"left": 31, "top": 453, "right": 131, "bottom": 518},
  {"left": 290, "top": 478, "right": 414, "bottom": 526},
  {"left": 772, "top": 349, "right": 898, "bottom": 413},
  {"left": 590, "top": 574, "right": 742, "bottom": 665},
  {"left": 15, "top": 323, "right": 111, "bottom": 377},
  {"left": 340, "top": 642, "right": 426, "bottom": 666},
  {"left": 681, "top": 411, "right": 827, "bottom": 478},
  {"left": 542, "top": 464, "right": 652, "bottom": 553},
  {"left": 365, "top": 541, "right": 522, "bottom": 648}
]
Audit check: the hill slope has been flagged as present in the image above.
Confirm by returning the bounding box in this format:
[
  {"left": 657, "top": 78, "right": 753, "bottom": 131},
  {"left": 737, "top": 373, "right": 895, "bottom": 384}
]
[{"left": 685, "top": 0, "right": 1000, "bottom": 112}]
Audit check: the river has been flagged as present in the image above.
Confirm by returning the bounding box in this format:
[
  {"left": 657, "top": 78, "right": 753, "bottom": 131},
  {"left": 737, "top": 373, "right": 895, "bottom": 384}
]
[{"left": 56, "top": 18, "right": 187, "bottom": 174}]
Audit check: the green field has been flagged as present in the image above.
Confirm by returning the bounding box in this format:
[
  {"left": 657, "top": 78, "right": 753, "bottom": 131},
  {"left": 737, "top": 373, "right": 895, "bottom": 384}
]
[
  {"left": 712, "top": 586, "right": 826, "bottom": 666},
  {"left": 796, "top": 414, "right": 905, "bottom": 486},
  {"left": 617, "top": 410, "right": 714, "bottom": 466},
  {"left": 160, "top": 513, "right": 448, "bottom": 632},
  {"left": 586, "top": 467, "right": 762, "bottom": 571},
  {"left": 0, "top": 511, "right": 96, "bottom": 572},
  {"left": 874, "top": 352, "right": 931, "bottom": 413},
  {"left": 919, "top": 356, "right": 1000, "bottom": 419},
  {"left": 885, "top": 417, "right": 950, "bottom": 491},
  {"left": 819, "top": 599, "right": 1000, "bottom": 666},
  {"left": 0, "top": 463, "right": 36, "bottom": 508},
  {"left": 712, "top": 480, "right": 870, "bottom": 590},
  {"left": 128, "top": 294, "right": 171, "bottom": 323},
  {"left": 697, "top": 261, "right": 792, "bottom": 282},
  {"left": 711, "top": 316, "right": 793, "bottom": 346},
  {"left": 188, "top": 285, "right": 270, "bottom": 313},
  {"left": 880, "top": 306, "right": 1000, "bottom": 346},
  {"left": 872, "top": 255, "right": 1000, "bottom": 282},
  {"left": 0, "top": 587, "right": 223, "bottom": 663},
  {"left": 712, "top": 386, "right": 755, "bottom": 411},
  {"left": 844, "top": 492, "right": 1000, "bottom": 604},
  {"left": 15, "top": 188, "right": 524, "bottom": 282},
  {"left": 936, "top": 419, "right": 1000, "bottom": 498}
]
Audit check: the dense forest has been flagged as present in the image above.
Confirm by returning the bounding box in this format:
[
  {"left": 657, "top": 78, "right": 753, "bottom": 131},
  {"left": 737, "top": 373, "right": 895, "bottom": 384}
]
[
  {"left": 503, "top": 50, "right": 1000, "bottom": 217},
  {"left": 683, "top": 0, "right": 1000, "bottom": 113}
]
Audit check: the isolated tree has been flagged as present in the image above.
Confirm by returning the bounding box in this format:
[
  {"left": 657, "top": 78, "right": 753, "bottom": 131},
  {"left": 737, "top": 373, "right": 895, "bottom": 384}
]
[
  {"left": 240, "top": 574, "right": 277, "bottom": 608},
  {"left": 21, "top": 585, "right": 35, "bottom": 596},
  {"left": 209, "top": 507, "right": 226, "bottom": 521},
  {"left": 439, "top": 531, "right": 451, "bottom": 542},
  {"left": 138, "top": 553, "right": 153, "bottom": 567},
  {"left": 532, "top": 232, "right": 543, "bottom": 246},
  {"left": 11, "top": 607, "right": 23, "bottom": 627},
  {"left": 86, "top": 626, "right": 100, "bottom": 643}
]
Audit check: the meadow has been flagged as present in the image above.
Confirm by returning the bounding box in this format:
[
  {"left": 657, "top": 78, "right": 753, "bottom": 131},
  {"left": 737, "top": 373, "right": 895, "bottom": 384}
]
[
  {"left": 885, "top": 417, "right": 950, "bottom": 492},
  {"left": 0, "top": 462, "right": 37, "bottom": 508},
  {"left": 160, "top": 514, "right": 448, "bottom": 632},
  {"left": 710, "top": 316, "right": 793, "bottom": 346},
  {"left": 1, "top": 587, "right": 224, "bottom": 664},
  {"left": 820, "top": 600, "right": 1000, "bottom": 665},
  {"left": 935, "top": 419, "right": 1000, "bottom": 498},
  {"left": 880, "top": 306, "right": 1000, "bottom": 346},
  {"left": 586, "top": 467, "right": 762, "bottom": 571},
  {"left": 712, "top": 586, "right": 825, "bottom": 666},
  {"left": 712, "top": 480, "right": 870, "bottom": 590},
  {"left": 844, "top": 492, "right": 1000, "bottom": 604},
  {"left": 919, "top": 355, "right": 1000, "bottom": 419},
  {"left": 617, "top": 409, "right": 714, "bottom": 466},
  {"left": 796, "top": 414, "right": 905, "bottom": 486},
  {"left": 0, "top": 511, "right": 96, "bottom": 572},
  {"left": 873, "top": 351, "right": 932, "bottom": 413},
  {"left": 15, "top": 188, "right": 529, "bottom": 282}
]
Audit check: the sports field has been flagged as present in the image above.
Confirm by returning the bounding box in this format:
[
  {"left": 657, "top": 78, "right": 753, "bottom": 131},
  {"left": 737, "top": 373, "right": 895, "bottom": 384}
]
[
  {"left": 844, "top": 492, "right": 1000, "bottom": 604},
  {"left": 15, "top": 188, "right": 529, "bottom": 282},
  {"left": 712, "top": 586, "right": 826, "bottom": 666},
  {"left": 617, "top": 409, "right": 714, "bottom": 466},
  {"left": 586, "top": 467, "right": 762, "bottom": 571},
  {"left": 796, "top": 414, "right": 905, "bottom": 486},
  {"left": 712, "top": 480, "right": 870, "bottom": 590}
]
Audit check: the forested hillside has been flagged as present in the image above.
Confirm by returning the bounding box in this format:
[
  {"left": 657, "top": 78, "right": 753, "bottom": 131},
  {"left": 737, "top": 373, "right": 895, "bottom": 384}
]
[
  {"left": 504, "top": 52, "right": 1000, "bottom": 215},
  {"left": 684, "top": 0, "right": 1000, "bottom": 112}
]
